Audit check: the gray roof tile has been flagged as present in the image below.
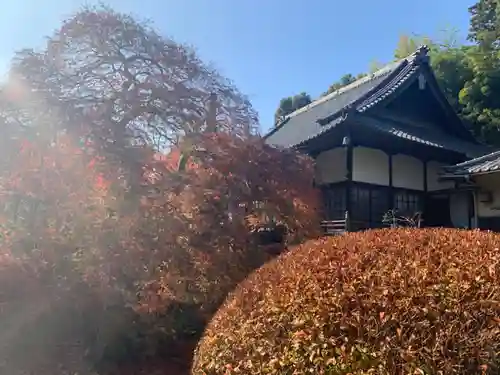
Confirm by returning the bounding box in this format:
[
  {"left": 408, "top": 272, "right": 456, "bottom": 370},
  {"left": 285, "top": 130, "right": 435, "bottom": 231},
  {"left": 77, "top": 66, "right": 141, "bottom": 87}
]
[
  {"left": 362, "top": 115, "right": 489, "bottom": 158},
  {"left": 444, "top": 150, "right": 500, "bottom": 176},
  {"left": 264, "top": 48, "right": 428, "bottom": 148},
  {"left": 265, "top": 59, "right": 407, "bottom": 148}
]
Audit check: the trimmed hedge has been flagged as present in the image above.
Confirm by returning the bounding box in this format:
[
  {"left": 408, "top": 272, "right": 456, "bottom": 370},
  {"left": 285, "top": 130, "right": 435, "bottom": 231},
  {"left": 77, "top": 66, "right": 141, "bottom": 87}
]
[{"left": 192, "top": 228, "right": 500, "bottom": 374}]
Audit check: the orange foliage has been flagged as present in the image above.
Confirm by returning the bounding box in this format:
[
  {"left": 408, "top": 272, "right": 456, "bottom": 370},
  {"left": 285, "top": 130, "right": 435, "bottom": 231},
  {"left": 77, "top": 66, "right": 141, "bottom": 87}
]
[
  {"left": 0, "top": 133, "right": 143, "bottom": 292},
  {"left": 194, "top": 228, "right": 500, "bottom": 374},
  {"left": 0, "top": 133, "right": 132, "bottom": 374},
  {"left": 137, "top": 132, "right": 322, "bottom": 314},
  {"left": 0, "top": 129, "right": 321, "bottom": 374}
]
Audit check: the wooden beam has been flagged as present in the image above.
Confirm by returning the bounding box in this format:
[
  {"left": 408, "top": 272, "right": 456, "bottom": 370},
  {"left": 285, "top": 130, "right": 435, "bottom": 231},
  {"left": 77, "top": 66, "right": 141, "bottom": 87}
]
[
  {"left": 468, "top": 192, "right": 473, "bottom": 229},
  {"left": 388, "top": 152, "right": 394, "bottom": 209},
  {"left": 345, "top": 135, "right": 353, "bottom": 231},
  {"left": 423, "top": 160, "right": 428, "bottom": 192}
]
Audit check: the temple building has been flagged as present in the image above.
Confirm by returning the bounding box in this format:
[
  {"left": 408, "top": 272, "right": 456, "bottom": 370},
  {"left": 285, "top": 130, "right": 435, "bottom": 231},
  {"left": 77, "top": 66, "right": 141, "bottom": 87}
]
[{"left": 265, "top": 46, "right": 493, "bottom": 231}]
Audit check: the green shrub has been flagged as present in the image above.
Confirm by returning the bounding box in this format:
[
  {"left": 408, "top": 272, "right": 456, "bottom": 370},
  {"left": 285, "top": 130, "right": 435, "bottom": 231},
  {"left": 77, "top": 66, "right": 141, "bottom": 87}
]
[{"left": 192, "top": 228, "right": 500, "bottom": 374}]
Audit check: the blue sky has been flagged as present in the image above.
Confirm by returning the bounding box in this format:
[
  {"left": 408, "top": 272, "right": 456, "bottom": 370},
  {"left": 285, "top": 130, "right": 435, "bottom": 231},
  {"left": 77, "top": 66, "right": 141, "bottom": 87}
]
[{"left": 0, "top": 0, "right": 474, "bottom": 132}]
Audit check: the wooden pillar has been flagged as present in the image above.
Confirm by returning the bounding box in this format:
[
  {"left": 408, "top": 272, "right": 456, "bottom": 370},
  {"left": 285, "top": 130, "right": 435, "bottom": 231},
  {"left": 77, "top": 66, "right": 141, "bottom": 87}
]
[
  {"left": 344, "top": 134, "right": 353, "bottom": 231},
  {"left": 472, "top": 190, "right": 479, "bottom": 229},
  {"left": 423, "top": 160, "right": 428, "bottom": 192},
  {"left": 388, "top": 153, "right": 394, "bottom": 209},
  {"left": 467, "top": 190, "right": 473, "bottom": 229},
  {"left": 422, "top": 160, "right": 428, "bottom": 226}
]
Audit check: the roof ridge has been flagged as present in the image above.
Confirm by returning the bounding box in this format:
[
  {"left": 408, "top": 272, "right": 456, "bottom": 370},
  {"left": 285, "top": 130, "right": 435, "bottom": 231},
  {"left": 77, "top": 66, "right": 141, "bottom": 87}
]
[{"left": 276, "top": 46, "right": 429, "bottom": 124}]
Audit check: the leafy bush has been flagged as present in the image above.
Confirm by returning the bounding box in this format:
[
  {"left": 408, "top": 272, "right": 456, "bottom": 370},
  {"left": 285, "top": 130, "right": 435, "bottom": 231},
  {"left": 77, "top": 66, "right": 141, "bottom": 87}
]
[{"left": 193, "top": 228, "right": 500, "bottom": 374}]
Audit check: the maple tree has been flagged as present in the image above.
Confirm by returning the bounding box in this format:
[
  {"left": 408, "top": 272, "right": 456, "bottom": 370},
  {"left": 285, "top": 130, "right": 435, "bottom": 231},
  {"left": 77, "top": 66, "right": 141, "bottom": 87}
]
[
  {"left": 138, "top": 132, "right": 322, "bottom": 315},
  {"left": 0, "top": 5, "right": 322, "bottom": 374},
  {"left": 0, "top": 115, "right": 131, "bottom": 373},
  {"left": 0, "top": 92, "right": 321, "bottom": 375},
  {"left": 10, "top": 5, "right": 259, "bottom": 192}
]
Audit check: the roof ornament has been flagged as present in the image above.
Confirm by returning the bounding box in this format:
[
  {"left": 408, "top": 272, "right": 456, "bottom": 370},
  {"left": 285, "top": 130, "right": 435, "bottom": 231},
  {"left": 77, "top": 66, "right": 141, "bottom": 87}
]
[
  {"left": 419, "top": 45, "right": 430, "bottom": 54},
  {"left": 413, "top": 45, "right": 430, "bottom": 64}
]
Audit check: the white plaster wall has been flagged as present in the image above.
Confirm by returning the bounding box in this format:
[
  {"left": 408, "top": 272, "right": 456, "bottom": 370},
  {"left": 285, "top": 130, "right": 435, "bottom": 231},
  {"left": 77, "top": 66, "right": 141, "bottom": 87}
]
[
  {"left": 352, "top": 147, "right": 389, "bottom": 185},
  {"left": 315, "top": 147, "right": 346, "bottom": 184},
  {"left": 392, "top": 154, "right": 424, "bottom": 190},
  {"left": 475, "top": 173, "right": 500, "bottom": 218},
  {"left": 316, "top": 146, "right": 462, "bottom": 197},
  {"left": 427, "top": 161, "right": 455, "bottom": 191},
  {"left": 450, "top": 192, "right": 470, "bottom": 228}
]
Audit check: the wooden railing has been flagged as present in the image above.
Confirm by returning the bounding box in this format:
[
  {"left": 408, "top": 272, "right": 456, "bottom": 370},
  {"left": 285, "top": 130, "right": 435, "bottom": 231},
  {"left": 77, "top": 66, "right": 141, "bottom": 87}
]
[
  {"left": 321, "top": 211, "right": 349, "bottom": 235},
  {"left": 321, "top": 210, "right": 425, "bottom": 236},
  {"left": 321, "top": 219, "right": 348, "bottom": 235}
]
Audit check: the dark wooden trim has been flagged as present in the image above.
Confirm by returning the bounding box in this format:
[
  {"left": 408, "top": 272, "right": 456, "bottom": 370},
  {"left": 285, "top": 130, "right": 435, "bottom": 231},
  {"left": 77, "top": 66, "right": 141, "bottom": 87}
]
[
  {"left": 320, "top": 182, "right": 347, "bottom": 221},
  {"left": 351, "top": 182, "right": 423, "bottom": 204},
  {"left": 322, "top": 180, "right": 436, "bottom": 230},
  {"left": 349, "top": 180, "right": 424, "bottom": 194},
  {"left": 388, "top": 152, "right": 394, "bottom": 209},
  {"left": 351, "top": 181, "right": 387, "bottom": 189},
  {"left": 392, "top": 186, "right": 426, "bottom": 195},
  {"left": 428, "top": 187, "right": 472, "bottom": 194},
  {"left": 346, "top": 142, "right": 353, "bottom": 182},
  {"left": 467, "top": 191, "right": 473, "bottom": 229},
  {"left": 423, "top": 160, "right": 428, "bottom": 192},
  {"left": 345, "top": 132, "right": 353, "bottom": 231},
  {"left": 350, "top": 183, "right": 391, "bottom": 230}
]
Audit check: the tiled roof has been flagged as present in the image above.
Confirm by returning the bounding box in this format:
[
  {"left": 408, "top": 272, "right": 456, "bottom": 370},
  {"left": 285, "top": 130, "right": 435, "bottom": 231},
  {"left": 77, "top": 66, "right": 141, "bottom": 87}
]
[
  {"left": 265, "top": 48, "right": 427, "bottom": 148},
  {"left": 359, "top": 115, "right": 489, "bottom": 159},
  {"left": 265, "top": 46, "right": 480, "bottom": 155},
  {"left": 443, "top": 150, "right": 500, "bottom": 176}
]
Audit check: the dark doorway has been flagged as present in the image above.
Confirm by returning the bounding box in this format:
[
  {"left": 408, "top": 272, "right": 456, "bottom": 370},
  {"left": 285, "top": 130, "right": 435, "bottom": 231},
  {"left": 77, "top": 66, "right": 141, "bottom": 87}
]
[{"left": 424, "top": 194, "right": 452, "bottom": 227}]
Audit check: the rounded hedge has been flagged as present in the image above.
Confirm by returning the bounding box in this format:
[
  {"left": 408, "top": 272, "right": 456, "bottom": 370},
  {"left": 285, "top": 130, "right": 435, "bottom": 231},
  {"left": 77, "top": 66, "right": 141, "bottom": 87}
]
[{"left": 192, "top": 228, "right": 500, "bottom": 374}]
